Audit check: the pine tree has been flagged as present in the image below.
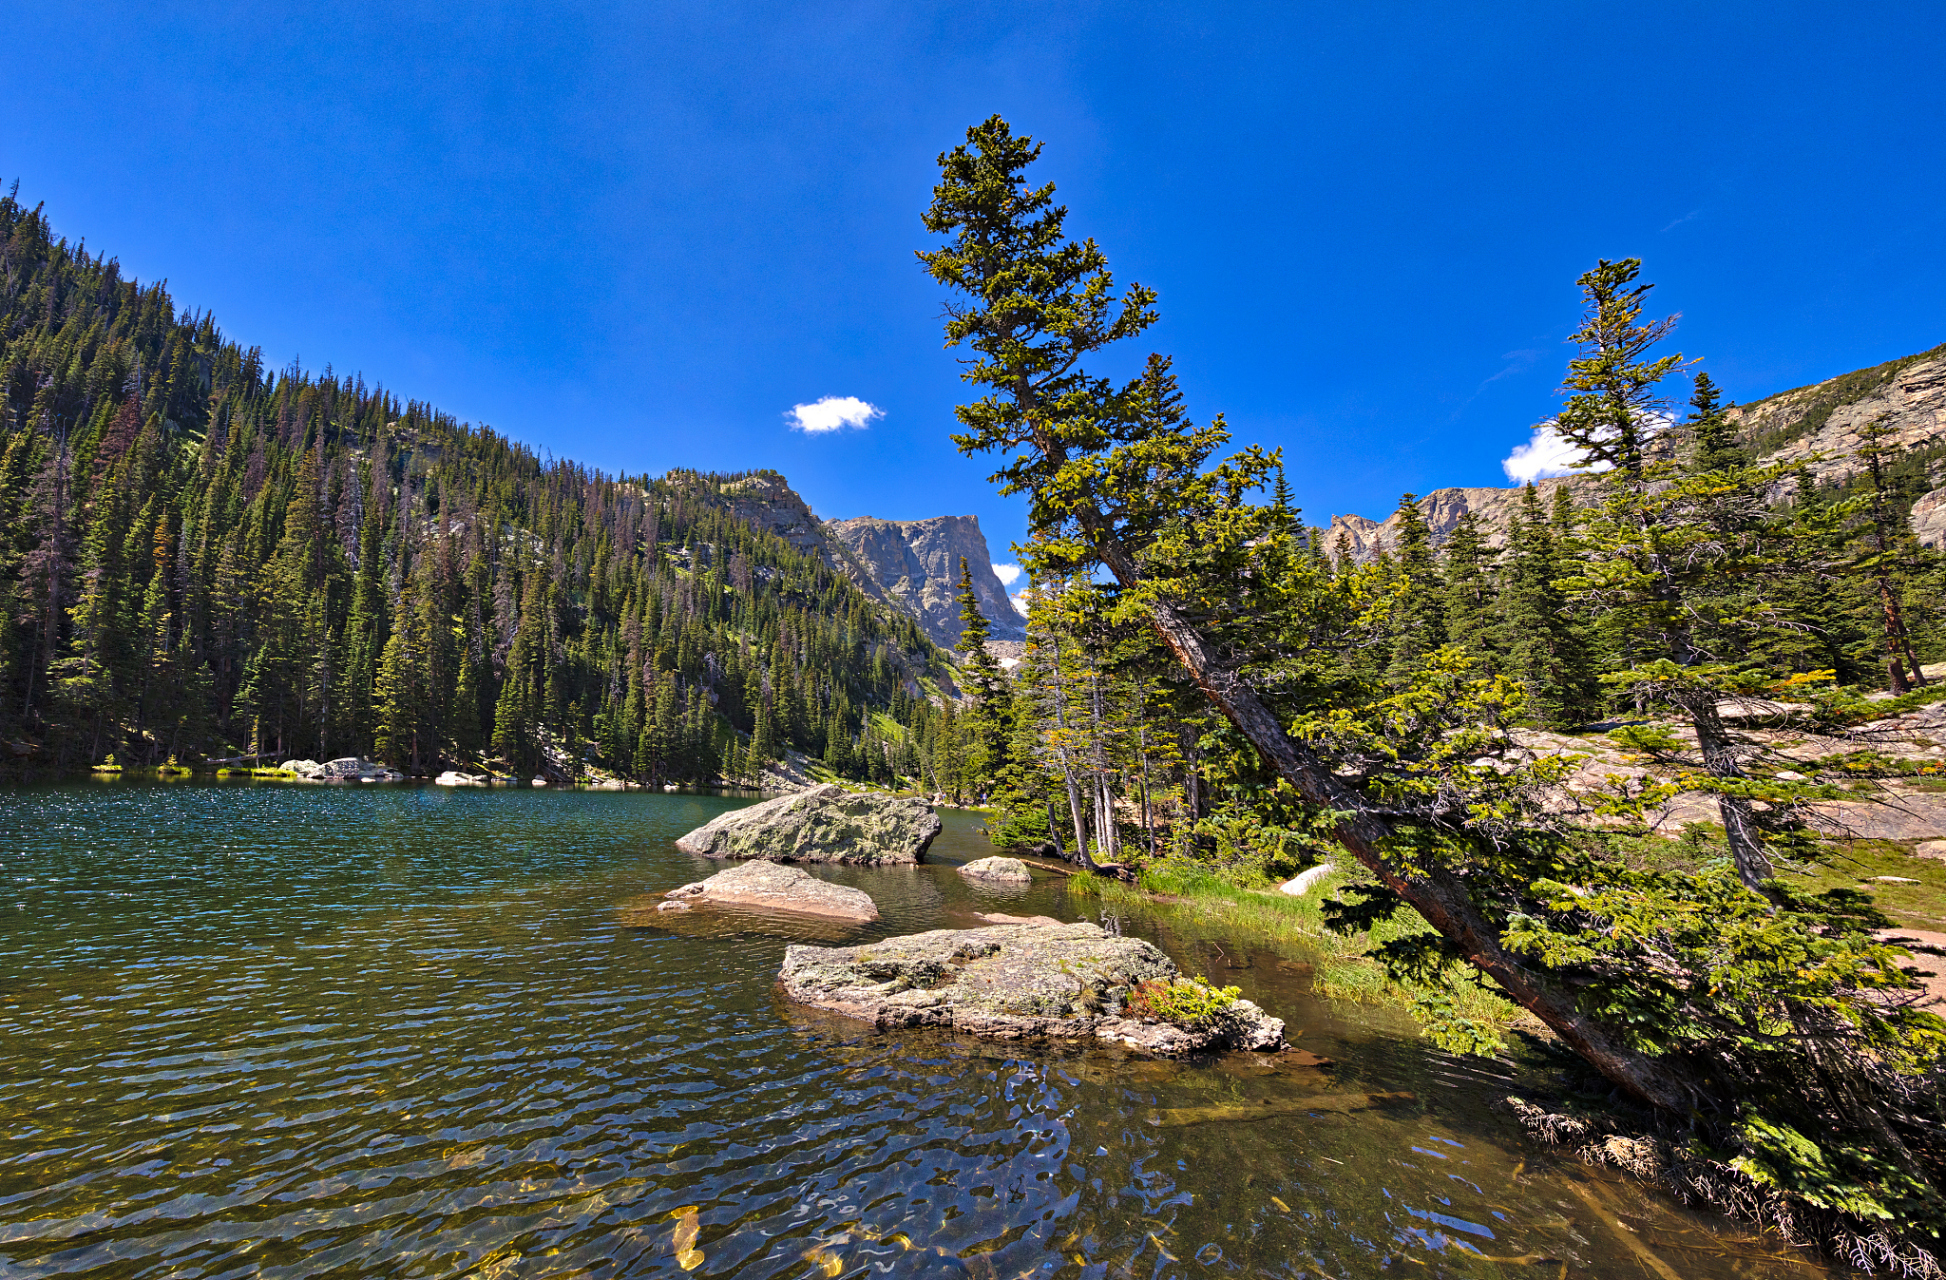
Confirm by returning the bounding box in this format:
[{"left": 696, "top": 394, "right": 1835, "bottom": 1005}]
[
  {"left": 953, "top": 555, "right": 1008, "bottom": 795},
  {"left": 493, "top": 568, "right": 549, "bottom": 779},
  {"left": 1848, "top": 415, "right": 1929, "bottom": 692},
  {"left": 1439, "top": 510, "right": 1499, "bottom": 662},
  {"left": 1498, "top": 485, "right": 1593, "bottom": 727},
  {"left": 1386, "top": 493, "right": 1445, "bottom": 677}
]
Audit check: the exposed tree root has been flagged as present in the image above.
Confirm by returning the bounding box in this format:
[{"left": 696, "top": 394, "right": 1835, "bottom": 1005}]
[{"left": 1499, "top": 1095, "right": 1945, "bottom": 1278}]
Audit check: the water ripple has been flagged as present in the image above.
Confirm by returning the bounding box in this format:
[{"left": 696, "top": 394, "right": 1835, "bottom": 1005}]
[{"left": 0, "top": 783, "right": 1830, "bottom": 1279}]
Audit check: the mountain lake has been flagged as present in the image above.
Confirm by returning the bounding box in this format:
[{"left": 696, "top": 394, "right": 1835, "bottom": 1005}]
[{"left": 0, "top": 782, "right": 1840, "bottom": 1278}]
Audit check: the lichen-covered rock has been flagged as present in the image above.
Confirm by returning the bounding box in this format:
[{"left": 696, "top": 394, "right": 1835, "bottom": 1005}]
[
  {"left": 958, "top": 856, "right": 1032, "bottom": 883},
  {"left": 658, "top": 860, "right": 878, "bottom": 923},
  {"left": 281, "top": 757, "right": 406, "bottom": 782},
  {"left": 674, "top": 785, "right": 942, "bottom": 865},
  {"left": 778, "top": 922, "right": 1284, "bottom": 1057}
]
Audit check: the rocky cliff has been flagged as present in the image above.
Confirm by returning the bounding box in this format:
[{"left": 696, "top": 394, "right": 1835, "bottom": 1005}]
[
  {"left": 824, "top": 514, "right": 1026, "bottom": 646},
  {"left": 1730, "top": 346, "right": 1946, "bottom": 488},
  {"left": 707, "top": 471, "right": 1024, "bottom": 648},
  {"left": 1328, "top": 343, "right": 1946, "bottom": 560},
  {"left": 1325, "top": 476, "right": 1589, "bottom": 561},
  {"left": 718, "top": 472, "right": 831, "bottom": 558}
]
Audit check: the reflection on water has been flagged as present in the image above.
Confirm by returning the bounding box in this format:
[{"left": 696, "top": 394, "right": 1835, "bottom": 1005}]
[{"left": 0, "top": 783, "right": 1834, "bottom": 1278}]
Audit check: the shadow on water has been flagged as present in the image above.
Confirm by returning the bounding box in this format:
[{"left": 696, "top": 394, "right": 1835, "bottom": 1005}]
[{"left": 0, "top": 785, "right": 1839, "bottom": 1278}]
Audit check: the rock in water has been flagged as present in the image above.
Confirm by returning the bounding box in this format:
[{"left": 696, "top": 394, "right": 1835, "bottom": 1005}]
[
  {"left": 959, "top": 856, "right": 1032, "bottom": 883},
  {"left": 778, "top": 922, "right": 1285, "bottom": 1057},
  {"left": 658, "top": 861, "right": 879, "bottom": 923},
  {"left": 674, "top": 785, "right": 941, "bottom": 865}
]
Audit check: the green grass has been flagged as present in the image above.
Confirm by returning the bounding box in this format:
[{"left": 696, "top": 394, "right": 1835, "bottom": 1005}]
[
  {"left": 1606, "top": 825, "right": 1946, "bottom": 932},
  {"left": 1796, "top": 839, "right": 1946, "bottom": 931},
  {"left": 1069, "top": 860, "right": 1526, "bottom": 1044}
]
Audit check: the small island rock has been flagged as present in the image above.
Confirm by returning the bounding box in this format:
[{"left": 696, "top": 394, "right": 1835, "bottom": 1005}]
[
  {"left": 674, "top": 784, "right": 942, "bottom": 865},
  {"left": 959, "top": 856, "right": 1032, "bottom": 883},
  {"left": 779, "top": 922, "right": 1284, "bottom": 1057},
  {"left": 658, "top": 860, "right": 879, "bottom": 923},
  {"left": 282, "top": 757, "right": 406, "bottom": 783}
]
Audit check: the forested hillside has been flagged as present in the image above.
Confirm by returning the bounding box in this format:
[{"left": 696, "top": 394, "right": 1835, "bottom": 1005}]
[
  {"left": 923, "top": 117, "right": 1946, "bottom": 1271},
  {"left": 0, "top": 189, "right": 971, "bottom": 782}
]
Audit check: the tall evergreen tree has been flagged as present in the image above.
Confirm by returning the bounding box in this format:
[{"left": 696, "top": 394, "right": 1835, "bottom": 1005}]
[
  {"left": 1385, "top": 493, "right": 1444, "bottom": 676},
  {"left": 1498, "top": 485, "right": 1593, "bottom": 727},
  {"left": 1439, "top": 510, "right": 1499, "bottom": 661}
]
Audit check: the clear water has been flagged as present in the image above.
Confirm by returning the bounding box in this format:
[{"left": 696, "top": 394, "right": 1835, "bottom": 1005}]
[{"left": 0, "top": 782, "right": 1836, "bottom": 1278}]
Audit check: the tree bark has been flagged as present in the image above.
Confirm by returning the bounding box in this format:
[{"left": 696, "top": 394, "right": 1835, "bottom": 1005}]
[{"left": 1672, "top": 689, "right": 1775, "bottom": 892}]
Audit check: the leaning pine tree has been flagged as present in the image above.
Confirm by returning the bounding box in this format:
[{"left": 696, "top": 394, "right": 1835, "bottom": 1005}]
[{"left": 919, "top": 115, "right": 1945, "bottom": 1271}]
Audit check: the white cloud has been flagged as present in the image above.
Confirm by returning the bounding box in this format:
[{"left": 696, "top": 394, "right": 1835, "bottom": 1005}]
[
  {"left": 1502, "top": 424, "right": 1589, "bottom": 483},
  {"left": 992, "top": 563, "right": 1021, "bottom": 586},
  {"left": 1501, "top": 412, "right": 1674, "bottom": 484},
  {"left": 786, "top": 395, "right": 882, "bottom": 433},
  {"left": 1011, "top": 593, "right": 1030, "bottom": 617}
]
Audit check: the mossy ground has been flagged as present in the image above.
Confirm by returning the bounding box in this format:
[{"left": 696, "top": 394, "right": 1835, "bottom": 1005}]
[{"left": 1067, "top": 860, "right": 1529, "bottom": 1045}]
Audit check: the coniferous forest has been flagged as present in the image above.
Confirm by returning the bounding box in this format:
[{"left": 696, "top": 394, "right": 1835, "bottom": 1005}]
[
  {"left": 0, "top": 188, "right": 972, "bottom": 784},
  {"left": 921, "top": 118, "right": 1946, "bottom": 1272}
]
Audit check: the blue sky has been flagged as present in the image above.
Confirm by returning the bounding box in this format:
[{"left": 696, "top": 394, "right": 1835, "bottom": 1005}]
[{"left": 6, "top": 3, "right": 1943, "bottom": 591}]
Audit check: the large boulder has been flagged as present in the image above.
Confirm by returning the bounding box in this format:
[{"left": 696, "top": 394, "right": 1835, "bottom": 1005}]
[
  {"left": 674, "top": 785, "right": 942, "bottom": 865},
  {"left": 658, "top": 860, "right": 879, "bottom": 923},
  {"left": 281, "top": 756, "right": 405, "bottom": 782},
  {"left": 778, "top": 922, "right": 1285, "bottom": 1057},
  {"left": 959, "top": 856, "right": 1032, "bottom": 883}
]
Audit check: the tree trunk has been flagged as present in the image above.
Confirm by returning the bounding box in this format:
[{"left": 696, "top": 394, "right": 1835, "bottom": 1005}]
[
  {"left": 1673, "top": 689, "right": 1775, "bottom": 892},
  {"left": 1875, "top": 571, "right": 1927, "bottom": 691},
  {"left": 1089, "top": 528, "right": 1700, "bottom": 1114},
  {"left": 1047, "top": 631, "right": 1098, "bottom": 869}
]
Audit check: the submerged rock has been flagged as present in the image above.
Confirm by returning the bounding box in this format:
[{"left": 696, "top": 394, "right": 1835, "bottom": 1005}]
[
  {"left": 658, "top": 860, "right": 879, "bottom": 923},
  {"left": 674, "top": 784, "right": 942, "bottom": 865},
  {"left": 959, "top": 856, "right": 1032, "bottom": 883},
  {"left": 778, "top": 922, "right": 1285, "bottom": 1057}
]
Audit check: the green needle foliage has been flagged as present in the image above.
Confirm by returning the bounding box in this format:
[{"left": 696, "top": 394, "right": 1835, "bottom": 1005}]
[
  {"left": 0, "top": 190, "right": 959, "bottom": 785},
  {"left": 920, "top": 116, "right": 1946, "bottom": 1270}
]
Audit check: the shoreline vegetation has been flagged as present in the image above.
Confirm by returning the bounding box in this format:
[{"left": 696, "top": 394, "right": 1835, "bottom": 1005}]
[
  {"left": 1066, "top": 860, "right": 1537, "bottom": 1042},
  {"left": 917, "top": 116, "right": 1946, "bottom": 1273}
]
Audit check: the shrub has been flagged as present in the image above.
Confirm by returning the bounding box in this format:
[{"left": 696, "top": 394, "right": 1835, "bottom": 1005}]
[
  {"left": 1606, "top": 723, "right": 1682, "bottom": 756},
  {"left": 1121, "top": 976, "right": 1240, "bottom": 1027}
]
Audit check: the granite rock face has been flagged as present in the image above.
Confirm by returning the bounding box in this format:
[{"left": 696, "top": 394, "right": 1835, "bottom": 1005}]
[
  {"left": 674, "top": 785, "right": 942, "bottom": 865},
  {"left": 959, "top": 856, "right": 1033, "bottom": 883},
  {"left": 1326, "top": 347, "right": 1946, "bottom": 564},
  {"left": 1732, "top": 353, "right": 1946, "bottom": 492},
  {"left": 704, "top": 471, "right": 1023, "bottom": 650},
  {"left": 778, "top": 922, "right": 1286, "bottom": 1057},
  {"left": 823, "top": 514, "right": 1025, "bottom": 646},
  {"left": 1326, "top": 476, "right": 1596, "bottom": 563},
  {"left": 659, "top": 860, "right": 878, "bottom": 923},
  {"left": 716, "top": 472, "right": 831, "bottom": 559}
]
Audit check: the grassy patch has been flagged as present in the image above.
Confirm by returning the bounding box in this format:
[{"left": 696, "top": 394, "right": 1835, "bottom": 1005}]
[
  {"left": 1794, "top": 839, "right": 1946, "bottom": 930},
  {"left": 1602, "top": 827, "right": 1946, "bottom": 931},
  {"left": 1070, "top": 860, "right": 1525, "bottom": 1045}
]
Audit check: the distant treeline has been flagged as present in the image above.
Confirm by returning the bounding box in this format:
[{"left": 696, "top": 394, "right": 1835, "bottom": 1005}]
[{"left": 0, "top": 189, "right": 969, "bottom": 781}]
